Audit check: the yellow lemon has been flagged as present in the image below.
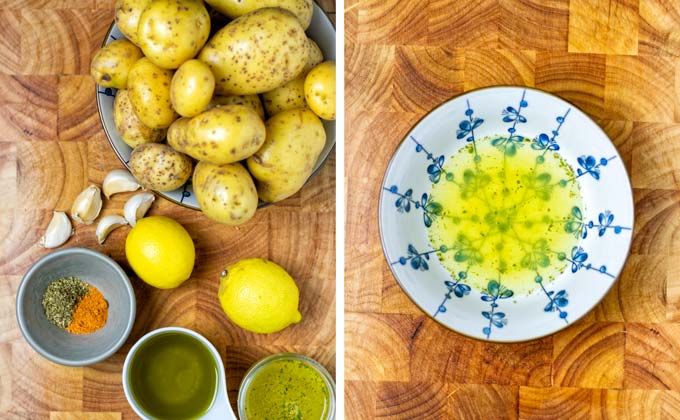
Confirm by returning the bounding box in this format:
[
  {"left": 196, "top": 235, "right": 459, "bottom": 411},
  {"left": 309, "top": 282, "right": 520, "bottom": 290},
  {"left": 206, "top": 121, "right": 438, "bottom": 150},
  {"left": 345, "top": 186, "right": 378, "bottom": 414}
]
[
  {"left": 218, "top": 258, "right": 301, "bottom": 334},
  {"left": 125, "top": 216, "right": 195, "bottom": 289}
]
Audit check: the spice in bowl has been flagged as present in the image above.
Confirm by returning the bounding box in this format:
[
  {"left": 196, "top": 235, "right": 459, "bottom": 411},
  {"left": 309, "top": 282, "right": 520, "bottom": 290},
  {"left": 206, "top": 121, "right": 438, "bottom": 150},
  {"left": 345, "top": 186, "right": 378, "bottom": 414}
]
[{"left": 41, "top": 276, "right": 108, "bottom": 334}]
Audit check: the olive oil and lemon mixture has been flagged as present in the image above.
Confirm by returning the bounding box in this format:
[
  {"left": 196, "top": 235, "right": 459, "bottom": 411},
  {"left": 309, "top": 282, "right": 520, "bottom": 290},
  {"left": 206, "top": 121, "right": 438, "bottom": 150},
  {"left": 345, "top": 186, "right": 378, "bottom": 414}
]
[{"left": 429, "top": 136, "right": 583, "bottom": 295}]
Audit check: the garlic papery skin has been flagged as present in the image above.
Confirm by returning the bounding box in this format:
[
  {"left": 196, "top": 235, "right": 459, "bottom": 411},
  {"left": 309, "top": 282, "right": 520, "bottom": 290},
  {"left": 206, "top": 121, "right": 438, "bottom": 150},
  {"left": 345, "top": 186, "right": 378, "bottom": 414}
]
[
  {"left": 102, "top": 169, "right": 141, "bottom": 199},
  {"left": 96, "top": 215, "right": 128, "bottom": 244},
  {"left": 40, "top": 211, "right": 74, "bottom": 248},
  {"left": 71, "top": 184, "right": 103, "bottom": 224},
  {"left": 124, "top": 192, "right": 155, "bottom": 227}
]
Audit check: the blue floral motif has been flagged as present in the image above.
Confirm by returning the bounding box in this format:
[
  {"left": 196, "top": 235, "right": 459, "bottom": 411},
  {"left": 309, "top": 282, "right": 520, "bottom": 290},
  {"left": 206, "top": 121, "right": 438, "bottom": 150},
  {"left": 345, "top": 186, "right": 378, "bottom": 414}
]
[
  {"left": 393, "top": 244, "right": 450, "bottom": 271},
  {"left": 491, "top": 90, "right": 529, "bottom": 156},
  {"left": 535, "top": 275, "right": 569, "bottom": 323},
  {"left": 410, "top": 136, "right": 452, "bottom": 184},
  {"left": 567, "top": 246, "right": 615, "bottom": 278},
  {"left": 456, "top": 99, "right": 484, "bottom": 152},
  {"left": 98, "top": 87, "right": 115, "bottom": 97},
  {"left": 434, "top": 272, "right": 472, "bottom": 317},
  {"left": 576, "top": 155, "right": 616, "bottom": 180},
  {"left": 565, "top": 207, "right": 632, "bottom": 239},
  {"left": 383, "top": 186, "right": 442, "bottom": 227},
  {"left": 480, "top": 280, "right": 514, "bottom": 338},
  {"left": 532, "top": 108, "right": 570, "bottom": 153}
]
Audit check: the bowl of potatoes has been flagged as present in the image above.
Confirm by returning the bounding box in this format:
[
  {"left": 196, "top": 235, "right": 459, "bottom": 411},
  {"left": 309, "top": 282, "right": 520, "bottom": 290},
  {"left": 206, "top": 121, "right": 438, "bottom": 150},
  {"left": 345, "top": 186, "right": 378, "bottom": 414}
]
[{"left": 93, "top": 0, "right": 336, "bottom": 226}]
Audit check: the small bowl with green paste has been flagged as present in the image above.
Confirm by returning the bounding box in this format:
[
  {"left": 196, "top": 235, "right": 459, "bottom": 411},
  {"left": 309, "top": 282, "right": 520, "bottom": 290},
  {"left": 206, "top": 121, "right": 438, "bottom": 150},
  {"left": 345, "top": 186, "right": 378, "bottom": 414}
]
[
  {"left": 238, "top": 353, "right": 335, "bottom": 420},
  {"left": 16, "top": 247, "right": 136, "bottom": 366}
]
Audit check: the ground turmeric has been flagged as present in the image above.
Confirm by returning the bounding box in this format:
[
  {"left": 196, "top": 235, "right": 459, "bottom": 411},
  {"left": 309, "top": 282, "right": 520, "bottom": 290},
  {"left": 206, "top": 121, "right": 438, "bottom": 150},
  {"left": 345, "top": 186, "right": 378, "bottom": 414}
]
[{"left": 67, "top": 286, "right": 108, "bottom": 334}]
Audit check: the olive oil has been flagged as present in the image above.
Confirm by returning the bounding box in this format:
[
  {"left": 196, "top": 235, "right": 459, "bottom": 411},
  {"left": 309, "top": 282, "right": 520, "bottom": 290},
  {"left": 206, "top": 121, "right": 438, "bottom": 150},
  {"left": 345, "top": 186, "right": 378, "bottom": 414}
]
[
  {"left": 429, "top": 136, "right": 583, "bottom": 294},
  {"left": 128, "top": 332, "right": 218, "bottom": 420}
]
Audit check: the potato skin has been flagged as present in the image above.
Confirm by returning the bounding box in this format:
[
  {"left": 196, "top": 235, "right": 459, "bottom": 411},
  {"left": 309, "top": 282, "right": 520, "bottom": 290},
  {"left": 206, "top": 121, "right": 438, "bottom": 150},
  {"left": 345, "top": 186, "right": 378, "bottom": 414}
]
[
  {"left": 90, "top": 39, "right": 143, "bottom": 89},
  {"left": 303, "top": 38, "right": 324, "bottom": 73},
  {"left": 193, "top": 161, "right": 258, "bottom": 226},
  {"left": 137, "top": 0, "right": 211, "bottom": 69},
  {"left": 171, "top": 59, "right": 215, "bottom": 118},
  {"left": 184, "top": 105, "right": 266, "bottom": 164},
  {"left": 204, "top": 0, "right": 313, "bottom": 29},
  {"left": 198, "top": 8, "right": 307, "bottom": 95},
  {"left": 166, "top": 117, "right": 191, "bottom": 152},
  {"left": 127, "top": 57, "right": 178, "bottom": 129},
  {"left": 129, "top": 143, "right": 193, "bottom": 191},
  {"left": 113, "top": 90, "right": 166, "bottom": 148},
  {"left": 206, "top": 95, "right": 265, "bottom": 120},
  {"left": 114, "top": 0, "right": 152, "bottom": 46},
  {"left": 246, "top": 108, "right": 325, "bottom": 202},
  {"left": 262, "top": 75, "right": 306, "bottom": 116},
  {"left": 304, "top": 61, "right": 336, "bottom": 120}
]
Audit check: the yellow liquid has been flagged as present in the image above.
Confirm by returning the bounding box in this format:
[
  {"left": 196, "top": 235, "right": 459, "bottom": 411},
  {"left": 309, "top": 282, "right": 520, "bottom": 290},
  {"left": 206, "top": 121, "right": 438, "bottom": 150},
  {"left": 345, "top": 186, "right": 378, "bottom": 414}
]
[{"left": 429, "top": 136, "right": 582, "bottom": 295}]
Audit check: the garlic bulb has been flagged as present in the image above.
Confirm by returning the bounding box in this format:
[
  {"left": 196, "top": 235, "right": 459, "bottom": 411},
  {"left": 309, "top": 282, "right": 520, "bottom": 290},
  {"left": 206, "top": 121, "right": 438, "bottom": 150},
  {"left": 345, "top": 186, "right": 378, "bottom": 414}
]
[
  {"left": 124, "top": 192, "right": 155, "bottom": 226},
  {"left": 102, "top": 169, "right": 141, "bottom": 199},
  {"left": 40, "top": 211, "right": 74, "bottom": 248},
  {"left": 95, "top": 215, "right": 128, "bottom": 244},
  {"left": 71, "top": 184, "right": 103, "bottom": 224}
]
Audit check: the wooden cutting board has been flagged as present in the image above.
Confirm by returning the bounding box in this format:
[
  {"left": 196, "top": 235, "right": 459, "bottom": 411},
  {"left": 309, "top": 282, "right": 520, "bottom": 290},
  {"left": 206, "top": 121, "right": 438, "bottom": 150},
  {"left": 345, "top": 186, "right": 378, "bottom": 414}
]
[
  {"left": 0, "top": 1, "right": 335, "bottom": 418},
  {"left": 345, "top": 0, "right": 680, "bottom": 418}
]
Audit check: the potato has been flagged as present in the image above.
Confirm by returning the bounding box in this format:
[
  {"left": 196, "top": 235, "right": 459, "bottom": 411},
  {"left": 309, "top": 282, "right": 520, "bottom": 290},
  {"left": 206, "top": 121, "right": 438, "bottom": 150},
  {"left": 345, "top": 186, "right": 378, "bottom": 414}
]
[
  {"left": 262, "top": 76, "right": 305, "bottom": 116},
  {"left": 137, "top": 0, "right": 210, "bottom": 69},
  {"left": 246, "top": 108, "right": 325, "bottom": 202},
  {"left": 198, "top": 8, "right": 307, "bottom": 95},
  {"left": 304, "top": 61, "right": 336, "bottom": 120},
  {"left": 114, "top": 0, "right": 152, "bottom": 46},
  {"left": 303, "top": 38, "right": 324, "bottom": 72},
  {"left": 193, "top": 161, "right": 258, "bottom": 226},
  {"left": 181, "top": 105, "right": 266, "bottom": 164},
  {"left": 207, "top": 95, "right": 265, "bottom": 120},
  {"left": 127, "top": 57, "right": 178, "bottom": 129},
  {"left": 204, "top": 0, "right": 313, "bottom": 29},
  {"left": 129, "top": 143, "right": 193, "bottom": 191},
  {"left": 171, "top": 60, "right": 215, "bottom": 118},
  {"left": 166, "top": 117, "right": 191, "bottom": 152},
  {"left": 90, "top": 39, "right": 143, "bottom": 89},
  {"left": 113, "top": 90, "right": 166, "bottom": 148}
]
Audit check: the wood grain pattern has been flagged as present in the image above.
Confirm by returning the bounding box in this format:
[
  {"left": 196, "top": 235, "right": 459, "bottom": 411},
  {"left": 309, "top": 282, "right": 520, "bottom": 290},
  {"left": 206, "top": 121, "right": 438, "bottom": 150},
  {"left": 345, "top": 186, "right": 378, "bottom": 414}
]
[
  {"left": 346, "top": 0, "right": 680, "bottom": 417},
  {"left": 0, "top": 1, "right": 336, "bottom": 418}
]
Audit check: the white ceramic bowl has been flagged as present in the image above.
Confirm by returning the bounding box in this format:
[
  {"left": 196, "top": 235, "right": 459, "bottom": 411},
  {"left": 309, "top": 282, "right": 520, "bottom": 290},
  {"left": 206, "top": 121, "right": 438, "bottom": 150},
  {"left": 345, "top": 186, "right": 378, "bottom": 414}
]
[
  {"left": 96, "top": 4, "right": 336, "bottom": 209},
  {"left": 379, "top": 87, "right": 634, "bottom": 342}
]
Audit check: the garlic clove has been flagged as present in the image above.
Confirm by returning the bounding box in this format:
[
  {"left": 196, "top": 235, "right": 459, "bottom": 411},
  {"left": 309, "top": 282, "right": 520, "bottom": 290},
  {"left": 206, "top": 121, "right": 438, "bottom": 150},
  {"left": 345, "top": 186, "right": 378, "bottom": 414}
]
[
  {"left": 102, "top": 169, "right": 141, "bottom": 199},
  {"left": 95, "top": 214, "right": 128, "bottom": 244},
  {"left": 123, "top": 192, "right": 155, "bottom": 226},
  {"left": 40, "top": 211, "right": 74, "bottom": 248},
  {"left": 71, "top": 184, "right": 103, "bottom": 224}
]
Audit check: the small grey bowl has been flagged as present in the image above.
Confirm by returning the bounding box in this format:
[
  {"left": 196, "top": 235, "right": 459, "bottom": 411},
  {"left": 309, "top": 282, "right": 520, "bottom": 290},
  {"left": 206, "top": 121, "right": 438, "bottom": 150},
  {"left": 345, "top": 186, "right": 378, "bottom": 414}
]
[{"left": 16, "top": 247, "right": 136, "bottom": 366}]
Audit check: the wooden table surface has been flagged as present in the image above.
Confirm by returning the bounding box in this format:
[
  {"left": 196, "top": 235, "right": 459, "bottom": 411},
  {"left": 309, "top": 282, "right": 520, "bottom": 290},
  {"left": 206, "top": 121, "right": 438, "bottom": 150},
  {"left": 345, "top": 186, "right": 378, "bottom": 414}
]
[
  {"left": 0, "top": 1, "right": 336, "bottom": 418},
  {"left": 345, "top": 0, "right": 680, "bottom": 418}
]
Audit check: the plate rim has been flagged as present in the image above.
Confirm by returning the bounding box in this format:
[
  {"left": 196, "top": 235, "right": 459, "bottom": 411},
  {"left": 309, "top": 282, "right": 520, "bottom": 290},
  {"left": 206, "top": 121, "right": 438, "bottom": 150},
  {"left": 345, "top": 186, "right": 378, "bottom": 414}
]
[
  {"left": 95, "top": 3, "right": 337, "bottom": 211},
  {"left": 377, "top": 85, "right": 635, "bottom": 343}
]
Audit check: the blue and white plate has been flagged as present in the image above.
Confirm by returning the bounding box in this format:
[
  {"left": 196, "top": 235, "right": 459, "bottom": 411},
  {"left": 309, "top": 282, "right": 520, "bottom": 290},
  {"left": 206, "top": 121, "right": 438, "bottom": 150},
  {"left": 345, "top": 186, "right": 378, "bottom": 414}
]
[
  {"left": 96, "top": 4, "right": 336, "bottom": 209},
  {"left": 379, "top": 87, "right": 634, "bottom": 342}
]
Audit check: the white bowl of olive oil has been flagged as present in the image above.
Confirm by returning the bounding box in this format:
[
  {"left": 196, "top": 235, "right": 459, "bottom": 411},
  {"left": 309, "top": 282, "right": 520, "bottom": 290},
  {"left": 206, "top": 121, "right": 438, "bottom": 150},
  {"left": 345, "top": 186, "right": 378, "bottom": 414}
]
[{"left": 379, "top": 86, "right": 634, "bottom": 342}]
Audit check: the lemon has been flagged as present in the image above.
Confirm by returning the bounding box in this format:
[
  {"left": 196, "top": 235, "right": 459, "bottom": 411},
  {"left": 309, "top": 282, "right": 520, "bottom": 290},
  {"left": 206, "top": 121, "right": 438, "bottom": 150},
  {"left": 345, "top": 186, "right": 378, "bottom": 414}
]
[
  {"left": 218, "top": 258, "right": 301, "bottom": 334},
  {"left": 125, "top": 216, "right": 195, "bottom": 289}
]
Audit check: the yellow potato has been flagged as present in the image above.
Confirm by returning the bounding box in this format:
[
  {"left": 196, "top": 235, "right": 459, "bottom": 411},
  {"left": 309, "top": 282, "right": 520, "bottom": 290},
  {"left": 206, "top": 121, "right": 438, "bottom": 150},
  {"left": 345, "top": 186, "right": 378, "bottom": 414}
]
[
  {"left": 137, "top": 0, "right": 211, "bottom": 69},
  {"left": 304, "top": 61, "right": 335, "bottom": 120},
  {"left": 303, "top": 38, "right": 324, "bottom": 73},
  {"left": 114, "top": 0, "right": 152, "bottom": 46},
  {"left": 129, "top": 143, "right": 193, "bottom": 191},
  {"left": 204, "top": 0, "right": 313, "bottom": 29},
  {"left": 198, "top": 8, "right": 307, "bottom": 95},
  {"left": 261, "top": 75, "right": 306, "bottom": 116},
  {"left": 90, "top": 39, "right": 143, "bottom": 89},
  {"left": 184, "top": 105, "right": 265, "bottom": 164},
  {"left": 113, "top": 90, "right": 166, "bottom": 148},
  {"left": 246, "top": 108, "right": 325, "bottom": 202},
  {"left": 193, "top": 161, "right": 258, "bottom": 226},
  {"left": 127, "top": 57, "right": 178, "bottom": 129},
  {"left": 207, "top": 95, "right": 265, "bottom": 120},
  {"left": 166, "top": 117, "right": 191, "bottom": 152},
  {"left": 171, "top": 60, "right": 215, "bottom": 118}
]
